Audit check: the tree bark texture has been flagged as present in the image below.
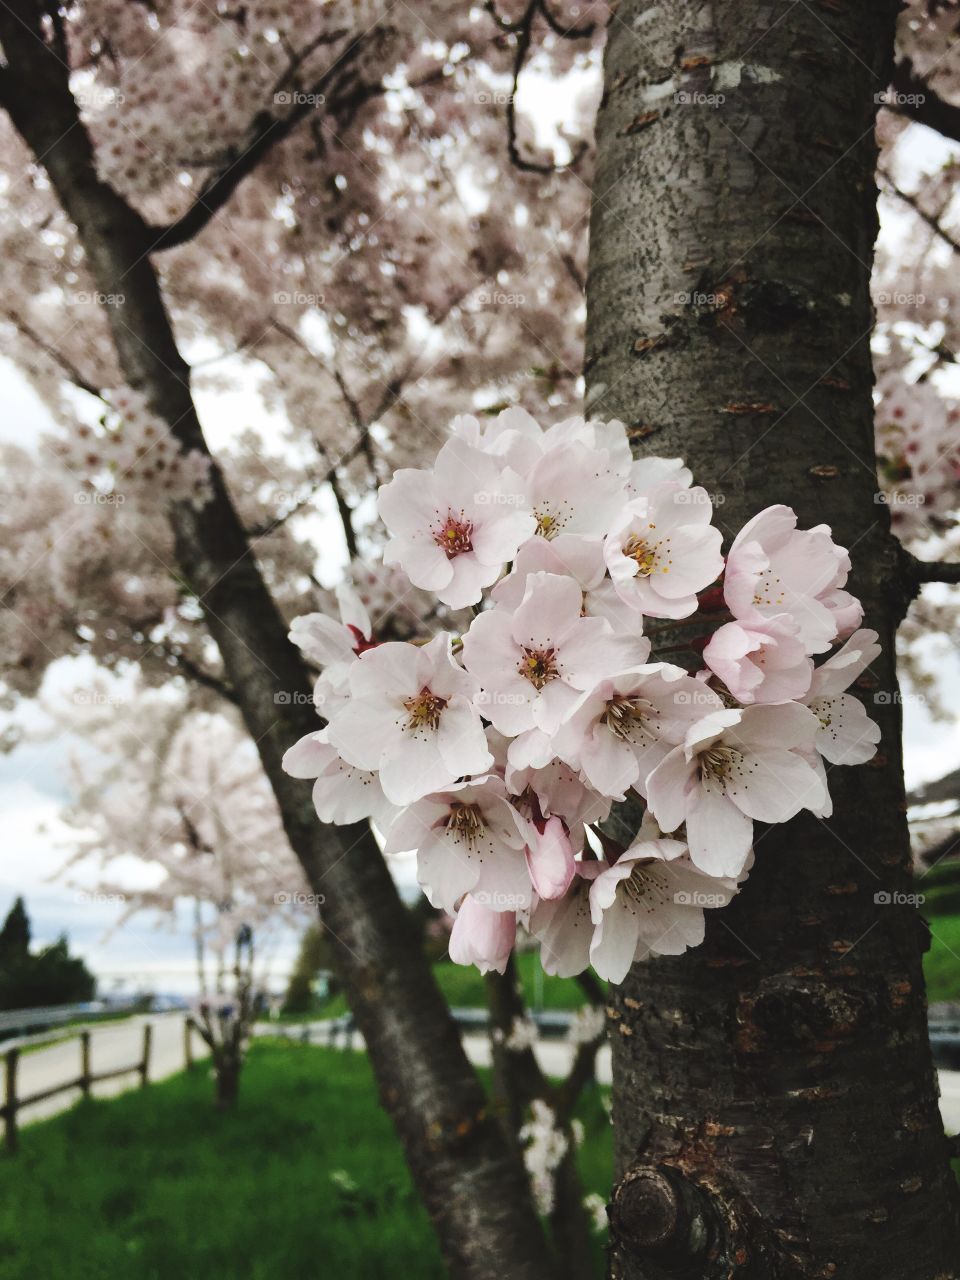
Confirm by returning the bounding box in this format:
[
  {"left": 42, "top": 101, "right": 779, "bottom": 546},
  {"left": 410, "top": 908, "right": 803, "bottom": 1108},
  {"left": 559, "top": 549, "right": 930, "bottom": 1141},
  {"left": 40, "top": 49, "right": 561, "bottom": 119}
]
[
  {"left": 585, "top": 3, "right": 960, "bottom": 1278},
  {"left": 0, "top": 7, "right": 551, "bottom": 1276}
]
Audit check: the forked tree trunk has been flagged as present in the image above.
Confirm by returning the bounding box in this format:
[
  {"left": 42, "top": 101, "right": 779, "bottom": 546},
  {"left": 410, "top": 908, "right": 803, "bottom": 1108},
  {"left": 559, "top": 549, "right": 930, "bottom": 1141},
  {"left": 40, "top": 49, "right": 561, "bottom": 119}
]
[
  {"left": 0, "top": 6, "right": 551, "bottom": 1276},
  {"left": 586, "top": 3, "right": 960, "bottom": 1277}
]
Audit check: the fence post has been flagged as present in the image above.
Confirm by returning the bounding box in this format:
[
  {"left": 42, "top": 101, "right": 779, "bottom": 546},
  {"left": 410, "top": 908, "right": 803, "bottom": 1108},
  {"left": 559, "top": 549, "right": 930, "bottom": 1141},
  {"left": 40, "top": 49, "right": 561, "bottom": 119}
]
[
  {"left": 184, "top": 1017, "right": 194, "bottom": 1071},
  {"left": 80, "top": 1031, "right": 92, "bottom": 1099},
  {"left": 140, "top": 1024, "right": 152, "bottom": 1088},
  {"left": 3, "top": 1049, "right": 19, "bottom": 1156}
]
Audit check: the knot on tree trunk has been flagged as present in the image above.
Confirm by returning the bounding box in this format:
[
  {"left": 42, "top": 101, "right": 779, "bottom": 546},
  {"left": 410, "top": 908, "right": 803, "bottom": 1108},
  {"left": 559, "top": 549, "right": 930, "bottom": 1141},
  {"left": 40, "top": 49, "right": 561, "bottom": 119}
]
[{"left": 609, "top": 1166, "right": 713, "bottom": 1270}]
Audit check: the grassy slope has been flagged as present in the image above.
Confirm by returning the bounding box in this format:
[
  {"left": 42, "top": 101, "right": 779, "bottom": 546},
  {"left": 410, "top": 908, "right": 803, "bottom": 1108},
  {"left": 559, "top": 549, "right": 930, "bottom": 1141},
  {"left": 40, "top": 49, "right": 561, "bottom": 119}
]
[{"left": 0, "top": 1040, "right": 611, "bottom": 1280}]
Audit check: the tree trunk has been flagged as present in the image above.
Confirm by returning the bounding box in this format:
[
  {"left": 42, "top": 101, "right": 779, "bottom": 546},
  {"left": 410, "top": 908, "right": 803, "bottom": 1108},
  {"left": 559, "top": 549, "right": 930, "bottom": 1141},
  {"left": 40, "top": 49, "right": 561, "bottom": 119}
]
[
  {"left": 0, "top": 7, "right": 551, "bottom": 1277},
  {"left": 585, "top": 3, "right": 960, "bottom": 1277},
  {"left": 214, "top": 1052, "right": 241, "bottom": 1110}
]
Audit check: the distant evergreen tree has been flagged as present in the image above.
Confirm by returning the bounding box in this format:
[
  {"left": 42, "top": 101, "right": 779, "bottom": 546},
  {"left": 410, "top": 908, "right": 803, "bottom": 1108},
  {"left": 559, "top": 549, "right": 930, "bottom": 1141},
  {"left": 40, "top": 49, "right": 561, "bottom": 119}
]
[
  {"left": 0, "top": 899, "right": 95, "bottom": 1010},
  {"left": 0, "top": 896, "right": 30, "bottom": 964}
]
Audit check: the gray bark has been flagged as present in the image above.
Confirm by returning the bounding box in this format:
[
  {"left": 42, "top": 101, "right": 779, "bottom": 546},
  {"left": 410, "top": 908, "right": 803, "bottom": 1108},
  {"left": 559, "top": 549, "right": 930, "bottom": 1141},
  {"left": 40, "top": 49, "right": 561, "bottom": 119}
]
[
  {"left": 585, "top": 3, "right": 960, "bottom": 1277},
  {"left": 0, "top": 6, "right": 551, "bottom": 1276}
]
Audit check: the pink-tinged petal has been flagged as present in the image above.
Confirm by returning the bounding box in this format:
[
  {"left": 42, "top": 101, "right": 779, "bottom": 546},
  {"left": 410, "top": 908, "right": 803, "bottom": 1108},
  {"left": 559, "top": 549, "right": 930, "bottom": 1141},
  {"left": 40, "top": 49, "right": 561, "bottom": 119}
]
[
  {"left": 289, "top": 613, "right": 355, "bottom": 668},
  {"left": 449, "top": 898, "right": 516, "bottom": 974},
  {"left": 728, "top": 702, "right": 819, "bottom": 752},
  {"left": 335, "top": 583, "right": 371, "bottom": 640},
  {"left": 282, "top": 731, "right": 332, "bottom": 779},
  {"left": 437, "top": 552, "right": 500, "bottom": 609},
  {"left": 525, "top": 816, "right": 576, "bottom": 900},
  {"left": 388, "top": 537, "right": 454, "bottom": 593},
  {"left": 382, "top": 799, "right": 450, "bottom": 857},
  {"left": 579, "top": 728, "right": 639, "bottom": 799},
  {"left": 530, "top": 879, "right": 596, "bottom": 978},
  {"left": 511, "top": 572, "right": 583, "bottom": 649},
  {"left": 810, "top": 694, "right": 880, "bottom": 765},
  {"left": 436, "top": 700, "right": 494, "bottom": 778},
  {"left": 725, "top": 749, "right": 827, "bottom": 822},
  {"left": 311, "top": 762, "right": 388, "bottom": 825},
  {"left": 809, "top": 628, "right": 881, "bottom": 698},
  {"left": 684, "top": 788, "right": 754, "bottom": 877},
  {"left": 645, "top": 745, "right": 697, "bottom": 833},
  {"left": 589, "top": 897, "right": 644, "bottom": 983},
  {"left": 326, "top": 700, "right": 398, "bottom": 771},
  {"left": 379, "top": 733, "right": 448, "bottom": 805},
  {"left": 376, "top": 468, "right": 439, "bottom": 537},
  {"left": 418, "top": 835, "right": 482, "bottom": 913},
  {"left": 348, "top": 640, "right": 423, "bottom": 700}
]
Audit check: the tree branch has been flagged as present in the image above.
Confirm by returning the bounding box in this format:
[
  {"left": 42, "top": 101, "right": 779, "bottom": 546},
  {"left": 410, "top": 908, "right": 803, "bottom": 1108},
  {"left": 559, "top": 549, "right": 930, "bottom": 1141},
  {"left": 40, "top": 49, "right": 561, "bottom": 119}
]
[
  {"left": 880, "top": 172, "right": 960, "bottom": 256},
  {"left": 145, "top": 34, "right": 368, "bottom": 253}
]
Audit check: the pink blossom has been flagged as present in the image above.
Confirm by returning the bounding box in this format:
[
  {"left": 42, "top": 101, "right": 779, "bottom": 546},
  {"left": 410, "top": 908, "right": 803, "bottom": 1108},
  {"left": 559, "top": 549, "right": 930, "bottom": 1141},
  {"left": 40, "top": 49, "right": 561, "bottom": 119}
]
[
  {"left": 702, "top": 617, "right": 813, "bottom": 704},
  {"left": 552, "top": 665, "right": 724, "bottom": 799},
  {"left": 804, "top": 628, "right": 882, "bottom": 764},
  {"left": 645, "top": 702, "right": 827, "bottom": 876},
  {"left": 282, "top": 729, "right": 395, "bottom": 827},
  {"left": 462, "top": 571, "right": 648, "bottom": 736},
  {"left": 448, "top": 896, "right": 517, "bottom": 975},
  {"left": 604, "top": 482, "right": 724, "bottom": 619},
  {"left": 383, "top": 776, "right": 532, "bottom": 913},
  {"left": 326, "top": 634, "right": 492, "bottom": 805},
  {"left": 588, "top": 839, "right": 737, "bottom": 983},
  {"left": 723, "top": 506, "right": 862, "bottom": 654},
  {"left": 377, "top": 436, "right": 535, "bottom": 608},
  {"left": 492, "top": 534, "right": 642, "bottom": 631},
  {"left": 524, "top": 815, "right": 576, "bottom": 900},
  {"left": 529, "top": 862, "right": 606, "bottom": 977}
]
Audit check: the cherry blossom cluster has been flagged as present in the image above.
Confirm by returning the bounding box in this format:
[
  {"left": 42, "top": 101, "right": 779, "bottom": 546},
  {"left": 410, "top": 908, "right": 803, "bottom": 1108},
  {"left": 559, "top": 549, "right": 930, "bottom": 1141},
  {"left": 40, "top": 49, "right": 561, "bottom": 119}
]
[
  {"left": 284, "top": 409, "right": 881, "bottom": 984},
  {"left": 47, "top": 387, "right": 211, "bottom": 510},
  {"left": 875, "top": 369, "right": 960, "bottom": 542}
]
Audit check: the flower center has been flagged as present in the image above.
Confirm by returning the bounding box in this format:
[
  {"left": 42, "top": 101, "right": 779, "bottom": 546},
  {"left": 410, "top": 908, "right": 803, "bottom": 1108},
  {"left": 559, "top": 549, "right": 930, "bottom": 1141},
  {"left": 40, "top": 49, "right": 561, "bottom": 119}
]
[
  {"left": 444, "top": 802, "right": 486, "bottom": 846},
  {"left": 699, "top": 744, "right": 741, "bottom": 784},
  {"left": 622, "top": 859, "right": 657, "bottom": 905},
  {"left": 518, "top": 646, "right": 559, "bottom": 690},
  {"left": 622, "top": 534, "right": 657, "bottom": 576},
  {"left": 752, "top": 570, "right": 784, "bottom": 607},
  {"left": 603, "top": 695, "right": 656, "bottom": 742},
  {"left": 535, "top": 510, "right": 559, "bottom": 539},
  {"left": 403, "top": 687, "right": 447, "bottom": 732},
  {"left": 433, "top": 512, "right": 474, "bottom": 559}
]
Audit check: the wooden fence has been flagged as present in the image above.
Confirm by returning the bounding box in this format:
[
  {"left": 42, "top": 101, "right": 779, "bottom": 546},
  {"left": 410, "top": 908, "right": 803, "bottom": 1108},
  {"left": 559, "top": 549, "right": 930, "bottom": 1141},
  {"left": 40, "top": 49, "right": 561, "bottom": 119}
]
[{"left": 1, "top": 1017, "right": 200, "bottom": 1155}]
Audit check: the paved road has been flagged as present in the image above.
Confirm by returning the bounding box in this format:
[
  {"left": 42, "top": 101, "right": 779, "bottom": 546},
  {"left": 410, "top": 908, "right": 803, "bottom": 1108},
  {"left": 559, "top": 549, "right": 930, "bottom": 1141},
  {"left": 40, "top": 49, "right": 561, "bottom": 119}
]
[
  {"left": 12, "top": 1013, "right": 203, "bottom": 1125},
  {"left": 12, "top": 1014, "right": 960, "bottom": 1138}
]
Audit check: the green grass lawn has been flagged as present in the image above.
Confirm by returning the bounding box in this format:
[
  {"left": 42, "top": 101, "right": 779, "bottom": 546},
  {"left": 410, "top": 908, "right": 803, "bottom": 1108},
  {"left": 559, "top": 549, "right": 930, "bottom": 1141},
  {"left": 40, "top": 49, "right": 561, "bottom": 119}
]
[
  {"left": 282, "top": 949, "right": 593, "bottom": 1023},
  {"left": 924, "top": 911, "right": 960, "bottom": 1003},
  {"left": 0, "top": 1040, "right": 612, "bottom": 1280}
]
